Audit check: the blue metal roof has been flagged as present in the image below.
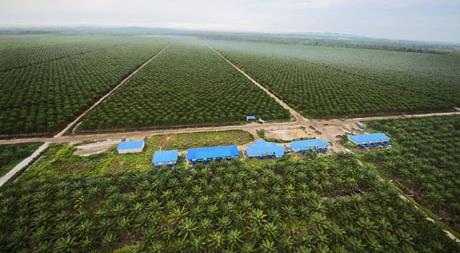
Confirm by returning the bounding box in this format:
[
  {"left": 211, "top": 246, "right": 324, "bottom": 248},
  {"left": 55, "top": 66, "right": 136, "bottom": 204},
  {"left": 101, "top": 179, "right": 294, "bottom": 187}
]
[
  {"left": 246, "top": 140, "right": 285, "bottom": 158},
  {"left": 117, "top": 140, "right": 145, "bottom": 152},
  {"left": 291, "top": 139, "right": 329, "bottom": 152},
  {"left": 246, "top": 115, "right": 256, "bottom": 121},
  {"left": 153, "top": 150, "right": 179, "bottom": 166},
  {"left": 348, "top": 133, "right": 391, "bottom": 145},
  {"left": 186, "top": 145, "right": 239, "bottom": 161}
]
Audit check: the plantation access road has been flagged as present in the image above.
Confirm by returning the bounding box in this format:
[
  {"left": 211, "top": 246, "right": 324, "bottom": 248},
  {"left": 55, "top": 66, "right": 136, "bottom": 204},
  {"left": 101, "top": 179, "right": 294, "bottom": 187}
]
[
  {"left": 206, "top": 44, "right": 308, "bottom": 125},
  {"left": 1, "top": 111, "right": 459, "bottom": 146},
  {"left": 57, "top": 45, "right": 169, "bottom": 137},
  {"left": 0, "top": 122, "right": 303, "bottom": 145},
  {"left": 0, "top": 46, "right": 169, "bottom": 187}
]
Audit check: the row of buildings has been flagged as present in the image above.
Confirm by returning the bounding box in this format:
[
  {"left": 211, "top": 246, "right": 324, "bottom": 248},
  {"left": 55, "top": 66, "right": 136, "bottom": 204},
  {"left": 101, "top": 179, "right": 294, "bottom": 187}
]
[{"left": 117, "top": 132, "right": 391, "bottom": 167}]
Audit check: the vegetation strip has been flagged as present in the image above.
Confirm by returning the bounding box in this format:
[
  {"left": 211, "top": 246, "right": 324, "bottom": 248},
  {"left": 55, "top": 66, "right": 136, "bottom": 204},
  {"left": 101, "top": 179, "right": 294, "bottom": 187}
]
[
  {"left": 0, "top": 44, "right": 169, "bottom": 186},
  {"left": 0, "top": 42, "right": 167, "bottom": 187},
  {"left": 0, "top": 36, "right": 169, "bottom": 136},
  {"left": 77, "top": 40, "right": 290, "bottom": 132},
  {"left": 206, "top": 43, "right": 303, "bottom": 122},
  {"left": 59, "top": 46, "right": 169, "bottom": 137},
  {"left": 0, "top": 143, "right": 49, "bottom": 187},
  {"left": 363, "top": 116, "right": 460, "bottom": 233},
  {"left": 0, "top": 43, "right": 125, "bottom": 73},
  {"left": 208, "top": 40, "right": 459, "bottom": 118},
  {"left": 1, "top": 150, "right": 459, "bottom": 252},
  {"left": 0, "top": 143, "right": 41, "bottom": 177}
]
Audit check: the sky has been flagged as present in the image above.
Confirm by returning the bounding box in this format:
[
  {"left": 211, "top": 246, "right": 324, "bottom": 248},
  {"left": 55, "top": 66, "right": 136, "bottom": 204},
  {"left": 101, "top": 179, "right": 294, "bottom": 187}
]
[{"left": 0, "top": 0, "right": 459, "bottom": 43}]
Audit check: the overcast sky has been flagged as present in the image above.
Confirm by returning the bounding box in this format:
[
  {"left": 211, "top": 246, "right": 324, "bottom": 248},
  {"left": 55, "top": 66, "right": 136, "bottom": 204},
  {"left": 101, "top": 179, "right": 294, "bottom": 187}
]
[{"left": 0, "top": 0, "right": 459, "bottom": 43}]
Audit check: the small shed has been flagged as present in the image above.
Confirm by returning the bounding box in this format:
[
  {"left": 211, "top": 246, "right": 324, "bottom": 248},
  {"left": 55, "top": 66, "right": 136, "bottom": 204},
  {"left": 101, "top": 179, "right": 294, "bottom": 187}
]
[
  {"left": 246, "top": 140, "right": 285, "bottom": 159},
  {"left": 348, "top": 133, "right": 391, "bottom": 149},
  {"left": 117, "top": 140, "right": 145, "bottom": 154},
  {"left": 246, "top": 115, "right": 256, "bottom": 121},
  {"left": 153, "top": 150, "right": 179, "bottom": 166},
  {"left": 186, "top": 145, "right": 239, "bottom": 164},
  {"left": 291, "top": 139, "right": 329, "bottom": 154}
]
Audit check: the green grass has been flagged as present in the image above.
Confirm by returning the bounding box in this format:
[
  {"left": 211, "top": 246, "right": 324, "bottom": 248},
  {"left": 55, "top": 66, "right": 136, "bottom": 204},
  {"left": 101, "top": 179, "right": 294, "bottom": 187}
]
[
  {"left": 0, "top": 143, "right": 41, "bottom": 176},
  {"left": 363, "top": 116, "right": 460, "bottom": 232},
  {"left": 77, "top": 40, "right": 290, "bottom": 132},
  {"left": 22, "top": 130, "right": 254, "bottom": 179},
  {"left": 1, "top": 152, "right": 458, "bottom": 252}
]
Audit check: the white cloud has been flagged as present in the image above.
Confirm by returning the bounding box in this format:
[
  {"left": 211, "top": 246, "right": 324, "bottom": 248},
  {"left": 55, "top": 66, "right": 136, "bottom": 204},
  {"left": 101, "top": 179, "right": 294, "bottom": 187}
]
[{"left": 0, "top": 0, "right": 459, "bottom": 42}]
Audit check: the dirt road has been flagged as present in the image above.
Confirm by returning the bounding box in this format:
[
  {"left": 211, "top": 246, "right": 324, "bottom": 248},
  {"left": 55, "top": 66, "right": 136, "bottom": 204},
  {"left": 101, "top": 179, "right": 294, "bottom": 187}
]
[
  {"left": 207, "top": 44, "right": 307, "bottom": 125},
  {"left": 0, "top": 122, "right": 302, "bottom": 145},
  {"left": 57, "top": 46, "right": 169, "bottom": 137},
  {"left": 0, "top": 46, "right": 169, "bottom": 187},
  {"left": 2, "top": 41, "right": 460, "bottom": 188},
  {"left": 1, "top": 111, "right": 459, "bottom": 146},
  {"left": 352, "top": 111, "right": 460, "bottom": 121}
]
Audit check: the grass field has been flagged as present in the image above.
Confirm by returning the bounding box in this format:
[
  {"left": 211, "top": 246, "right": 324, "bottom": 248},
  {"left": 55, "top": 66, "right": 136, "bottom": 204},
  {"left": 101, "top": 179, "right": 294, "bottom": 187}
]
[
  {"left": 77, "top": 40, "right": 290, "bottom": 132},
  {"left": 363, "top": 116, "right": 460, "bottom": 232},
  {"left": 21, "top": 130, "right": 253, "bottom": 178},
  {"left": 1, "top": 148, "right": 458, "bottom": 252},
  {"left": 209, "top": 40, "right": 459, "bottom": 118},
  {"left": 0, "top": 35, "right": 169, "bottom": 136},
  {"left": 0, "top": 143, "right": 41, "bottom": 176}
]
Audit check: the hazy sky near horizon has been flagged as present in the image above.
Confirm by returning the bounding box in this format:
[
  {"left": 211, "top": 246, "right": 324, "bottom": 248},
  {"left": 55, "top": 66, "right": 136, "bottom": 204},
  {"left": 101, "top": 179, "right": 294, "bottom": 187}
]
[{"left": 0, "top": 0, "right": 459, "bottom": 43}]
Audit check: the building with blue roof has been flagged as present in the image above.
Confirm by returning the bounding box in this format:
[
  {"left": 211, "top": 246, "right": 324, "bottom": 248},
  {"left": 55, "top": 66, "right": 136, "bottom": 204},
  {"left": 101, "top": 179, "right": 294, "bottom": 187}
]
[
  {"left": 117, "top": 140, "right": 145, "bottom": 154},
  {"left": 246, "top": 115, "right": 256, "bottom": 121},
  {"left": 291, "top": 139, "right": 329, "bottom": 154},
  {"left": 186, "top": 145, "right": 239, "bottom": 164},
  {"left": 246, "top": 140, "right": 285, "bottom": 159},
  {"left": 153, "top": 150, "right": 179, "bottom": 166},
  {"left": 348, "top": 133, "right": 391, "bottom": 149}
]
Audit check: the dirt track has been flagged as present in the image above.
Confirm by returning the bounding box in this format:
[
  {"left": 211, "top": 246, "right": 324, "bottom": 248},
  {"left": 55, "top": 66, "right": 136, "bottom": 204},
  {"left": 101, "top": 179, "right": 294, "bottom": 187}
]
[
  {"left": 56, "top": 46, "right": 169, "bottom": 137},
  {"left": 1, "top": 111, "right": 459, "bottom": 146},
  {"left": 1, "top": 44, "right": 460, "bottom": 242}
]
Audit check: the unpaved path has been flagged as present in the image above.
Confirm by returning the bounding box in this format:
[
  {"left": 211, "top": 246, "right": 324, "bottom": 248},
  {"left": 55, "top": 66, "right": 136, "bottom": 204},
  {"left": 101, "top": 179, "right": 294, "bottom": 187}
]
[
  {"left": 207, "top": 44, "right": 307, "bottom": 125},
  {"left": 1, "top": 110, "right": 459, "bottom": 146},
  {"left": 351, "top": 110, "right": 460, "bottom": 122},
  {"left": 0, "top": 46, "right": 169, "bottom": 187},
  {"left": 1, "top": 42, "right": 459, "bottom": 243},
  {"left": 356, "top": 159, "right": 460, "bottom": 243},
  {"left": 0, "top": 122, "right": 302, "bottom": 145},
  {"left": 0, "top": 143, "right": 49, "bottom": 187},
  {"left": 57, "top": 46, "right": 169, "bottom": 137}
]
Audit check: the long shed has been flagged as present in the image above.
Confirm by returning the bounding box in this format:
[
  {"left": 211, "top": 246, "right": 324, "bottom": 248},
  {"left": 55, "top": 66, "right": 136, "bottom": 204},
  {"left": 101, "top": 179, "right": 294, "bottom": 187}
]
[
  {"left": 291, "top": 139, "right": 329, "bottom": 154},
  {"left": 117, "top": 140, "right": 145, "bottom": 154},
  {"left": 246, "top": 140, "right": 285, "bottom": 158},
  {"left": 186, "top": 145, "right": 239, "bottom": 163},
  {"left": 348, "top": 133, "right": 391, "bottom": 148}
]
